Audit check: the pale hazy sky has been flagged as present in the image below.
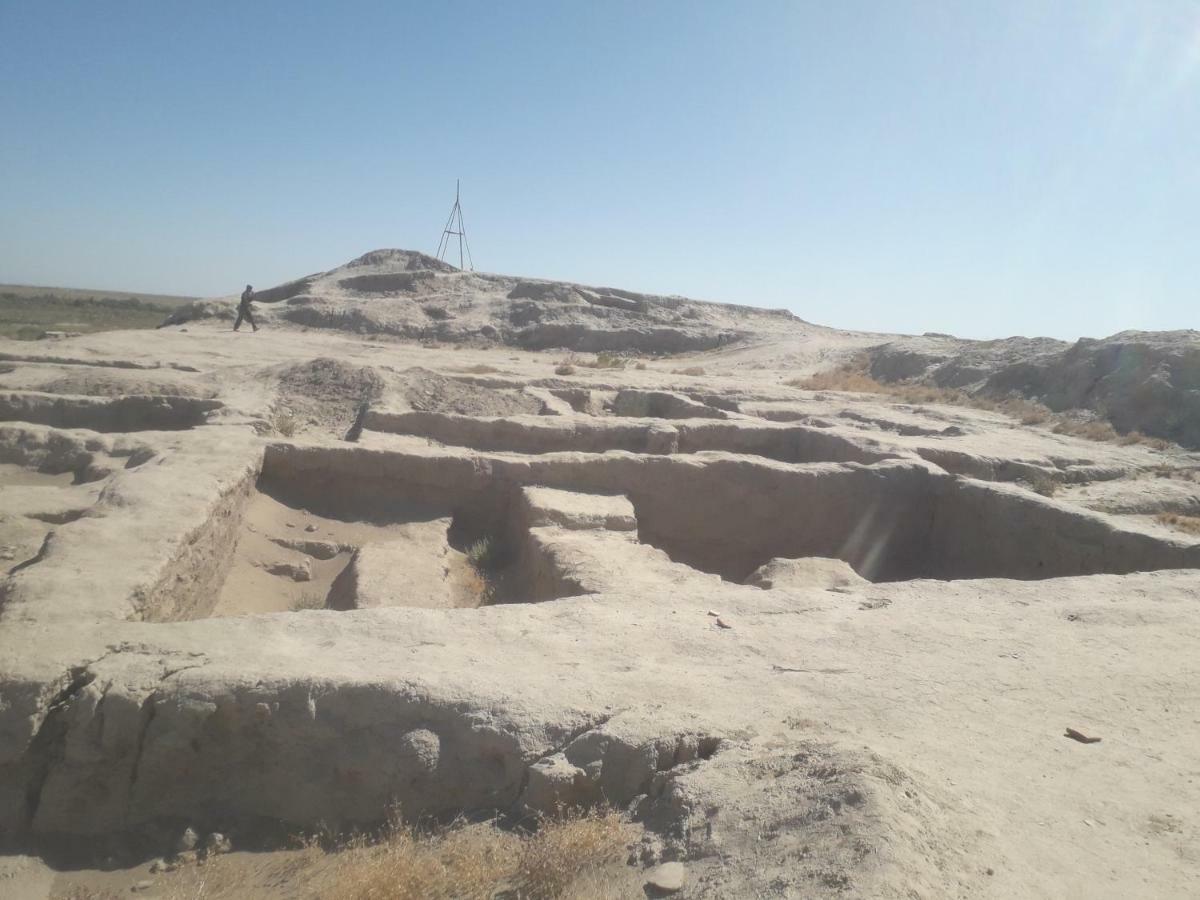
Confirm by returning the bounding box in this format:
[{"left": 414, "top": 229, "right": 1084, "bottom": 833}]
[{"left": 1, "top": 1, "right": 1197, "bottom": 339}]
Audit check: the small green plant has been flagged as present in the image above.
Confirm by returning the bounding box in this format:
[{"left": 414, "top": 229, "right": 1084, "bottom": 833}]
[{"left": 466, "top": 536, "right": 503, "bottom": 572}]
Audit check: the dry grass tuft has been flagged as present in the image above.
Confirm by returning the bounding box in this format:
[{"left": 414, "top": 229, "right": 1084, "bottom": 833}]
[
  {"left": 513, "top": 811, "right": 630, "bottom": 899},
  {"left": 554, "top": 364, "right": 576, "bottom": 376},
  {"left": 53, "top": 810, "right": 633, "bottom": 900},
  {"left": 1017, "top": 406, "right": 1052, "bottom": 426},
  {"left": 581, "top": 352, "right": 630, "bottom": 370},
  {"left": 332, "top": 808, "right": 632, "bottom": 900},
  {"left": 1152, "top": 465, "right": 1200, "bottom": 482},
  {"left": 1051, "top": 418, "right": 1119, "bottom": 442},
  {"left": 334, "top": 821, "right": 517, "bottom": 900},
  {"left": 787, "top": 364, "right": 883, "bottom": 394},
  {"left": 1022, "top": 471, "right": 1059, "bottom": 497},
  {"left": 1155, "top": 513, "right": 1200, "bottom": 536},
  {"left": 461, "top": 363, "right": 500, "bottom": 374},
  {"left": 272, "top": 409, "right": 298, "bottom": 437},
  {"left": 292, "top": 589, "right": 327, "bottom": 611},
  {"left": 672, "top": 366, "right": 706, "bottom": 377}
]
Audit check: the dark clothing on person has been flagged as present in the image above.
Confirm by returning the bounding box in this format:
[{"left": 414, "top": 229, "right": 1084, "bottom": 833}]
[{"left": 234, "top": 287, "right": 258, "bottom": 332}]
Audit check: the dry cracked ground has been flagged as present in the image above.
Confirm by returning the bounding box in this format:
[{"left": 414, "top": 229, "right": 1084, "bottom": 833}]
[{"left": 1, "top": 250, "right": 1199, "bottom": 899}]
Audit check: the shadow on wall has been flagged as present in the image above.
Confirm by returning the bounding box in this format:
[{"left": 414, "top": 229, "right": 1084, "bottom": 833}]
[{"left": 627, "top": 460, "right": 1200, "bottom": 583}]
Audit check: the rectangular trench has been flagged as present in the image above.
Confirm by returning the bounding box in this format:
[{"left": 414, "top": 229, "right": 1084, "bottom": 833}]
[{"left": 255, "top": 444, "right": 1200, "bottom": 585}]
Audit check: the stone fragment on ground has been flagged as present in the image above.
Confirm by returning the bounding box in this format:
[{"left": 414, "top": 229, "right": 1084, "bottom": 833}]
[{"left": 646, "top": 861, "right": 687, "bottom": 894}]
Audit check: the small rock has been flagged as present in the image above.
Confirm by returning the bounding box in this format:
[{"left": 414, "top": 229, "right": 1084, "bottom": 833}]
[
  {"left": 131, "top": 880, "right": 155, "bottom": 893},
  {"left": 715, "top": 617, "right": 732, "bottom": 629},
  {"left": 646, "top": 861, "right": 686, "bottom": 894},
  {"left": 265, "top": 559, "right": 312, "bottom": 582},
  {"left": 176, "top": 826, "right": 199, "bottom": 852},
  {"left": 305, "top": 524, "right": 318, "bottom": 533}
]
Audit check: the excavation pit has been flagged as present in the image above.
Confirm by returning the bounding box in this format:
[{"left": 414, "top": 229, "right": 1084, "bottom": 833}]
[
  {"left": 0, "top": 391, "right": 221, "bottom": 432},
  {"left": 153, "top": 464, "right": 597, "bottom": 621},
  {"left": 207, "top": 486, "right": 497, "bottom": 617},
  {"left": 255, "top": 444, "right": 1200, "bottom": 587}
]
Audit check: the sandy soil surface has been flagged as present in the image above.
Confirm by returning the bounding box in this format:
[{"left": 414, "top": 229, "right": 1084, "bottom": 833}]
[{"left": 1, "top": 250, "right": 1198, "bottom": 899}]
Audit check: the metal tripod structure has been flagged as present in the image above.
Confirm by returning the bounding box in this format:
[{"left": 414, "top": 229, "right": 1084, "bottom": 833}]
[{"left": 435, "top": 179, "right": 473, "bottom": 271}]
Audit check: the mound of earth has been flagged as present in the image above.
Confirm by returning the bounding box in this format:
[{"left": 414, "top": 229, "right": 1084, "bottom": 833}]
[
  {"left": 165, "top": 248, "right": 811, "bottom": 354},
  {"left": 400, "top": 368, "right": 542, "bottom": 417},
  {"left": 866, "top": 330, "right": 1200, "bottom": 448}
]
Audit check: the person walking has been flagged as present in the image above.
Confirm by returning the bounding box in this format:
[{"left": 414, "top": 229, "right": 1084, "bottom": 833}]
[{"left": 234, "top": 284, "right": 258, "bottom": 332}]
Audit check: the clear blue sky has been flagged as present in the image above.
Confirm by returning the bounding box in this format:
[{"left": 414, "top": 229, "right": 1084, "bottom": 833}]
[{"left": 1, "top": 2, "right": 1196, "bottom": 339}]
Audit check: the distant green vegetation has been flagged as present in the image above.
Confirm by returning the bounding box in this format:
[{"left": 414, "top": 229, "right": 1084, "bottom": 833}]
[{"left": 0, "top": 291, "right": 181, "bottom": 340}]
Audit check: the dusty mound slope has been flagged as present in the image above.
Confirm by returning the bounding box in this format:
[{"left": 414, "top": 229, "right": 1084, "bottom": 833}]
[
  {"left": 165, "top": 248, "right": 811, "bottom": 354},
  {"left": 867, "top": 330, "right": 1200, "bottom": 447}
]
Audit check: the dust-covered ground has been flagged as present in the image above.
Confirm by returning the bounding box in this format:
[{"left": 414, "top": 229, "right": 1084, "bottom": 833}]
[{"left": 1, "top": 251, "right": 1198, "bottom": 899}]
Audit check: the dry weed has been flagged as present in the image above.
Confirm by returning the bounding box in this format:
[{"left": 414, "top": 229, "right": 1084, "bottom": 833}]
[
  {"left": 1152, "top": 466, "right": 1200, "bottom": 482},
  {"left": 554, "top": 365, "right": 576, "bottom": 376},
  {"left": 334, "top": 822, "right": 518, "bottom": 900},
  {"left": 1022, "top": 471, "right": 1059, "bottom": 497},
  {"left": 292, "top": 589, "right": 326, "bottom": 611},
  {"left": 1155, "top": 513, "right": 1200, "bottom": 536},
  {"left": 788, "top": 364, "right": 885, "bottom": 394},
  {"left": 581, "top": 352, "right": 629, "bottom": 370},
  {"left": 672, "top": 366, "right": 706, "bottom": 376},
  {"left": 1051, "top": 419, "right": 1119, "bottom": 442},
  {"left": 513, "top": 810, "right": 630, "bottom": 899},
  {"left": 272, "top": 409, "right": 298, "bottom": 437},
  {"left": 462, "top": 364, "right": 500, "bottom": 374},
  {"left": 332, "top": 809, "right": 631, "bottom": 900},
  {"left": 156, "top": 848, "right": 317, "bottom": 900}
]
